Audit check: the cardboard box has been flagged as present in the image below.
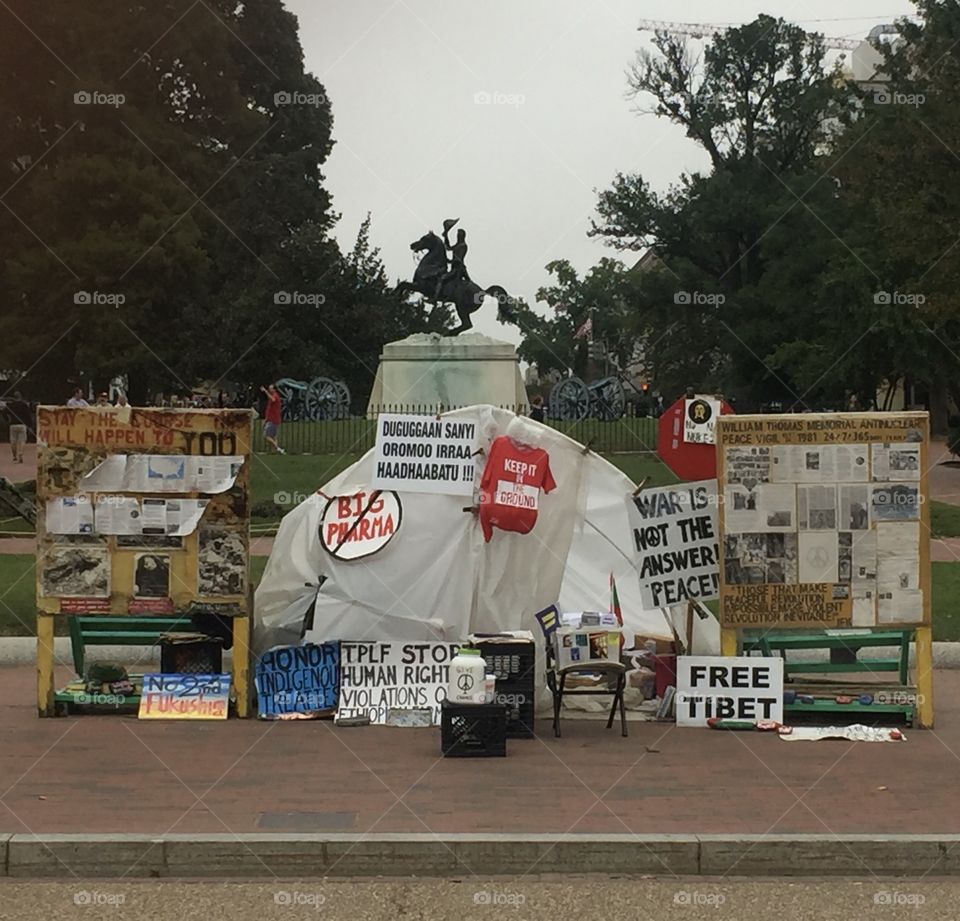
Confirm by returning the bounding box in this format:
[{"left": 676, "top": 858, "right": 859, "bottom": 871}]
[{"left": 633, "top": 634, "right": 675, "bottom": 656}]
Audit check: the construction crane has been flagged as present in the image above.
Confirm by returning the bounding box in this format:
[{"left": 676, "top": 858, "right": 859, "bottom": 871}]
[{"left": 636, "top": 19, "right": 898, "bottom": 51}]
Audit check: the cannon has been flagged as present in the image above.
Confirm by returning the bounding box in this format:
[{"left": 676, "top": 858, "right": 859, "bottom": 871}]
[
  {"left": 276, "top": 376, "right": 351, "bottom": 421},
  {"left": 548, "top": 375, "right": 626, "bottom": 421}
]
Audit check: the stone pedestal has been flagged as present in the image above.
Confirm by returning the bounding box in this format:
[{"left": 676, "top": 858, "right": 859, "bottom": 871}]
[{"left": 367, "top": 333, "right": 528, "bottom": 413}]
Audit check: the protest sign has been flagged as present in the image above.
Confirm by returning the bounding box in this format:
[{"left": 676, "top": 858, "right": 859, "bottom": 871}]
[
  {"left": 629, "top": 480, "right": 720, "bottom": 609},
  {"left": 256, "top": 643, "right": 340, "bottom": 719},
  {"left": 319, "top": 491, "right": 401, "bottom": 560},
  {"left": 371, "top": 412, "right": 479, "bottom": 496},
  {"left": 138, "top": 673, "right": 231, "bottom": 720},
  {"left": 675, "top": 656, "right": 783, "bottom": 727},
  {"left": 337, "top": 641, "right": 460, "bottom": 724},
  {"left": 684, "top": 397, "right": 720, "bottom": 444}
]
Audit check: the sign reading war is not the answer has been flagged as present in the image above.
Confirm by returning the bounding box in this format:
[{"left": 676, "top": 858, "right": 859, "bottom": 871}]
[
  {"left": 337, "top": 641, "right": 460, "bottom": 725},
  {"left": 676, "top": 656, "right": 784, "bottom": 727},
  {"left": 371, "top": 412, "right": 479, "bottom": 496},
  {"left": 629, "top": 480, "right": 720, "bottom": 609},
  {"left": 256, "top": 642, "right": 340, "bottom": 719}
]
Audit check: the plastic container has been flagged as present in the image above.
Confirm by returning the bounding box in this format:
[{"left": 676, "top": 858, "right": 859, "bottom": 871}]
[
  {"left": 447, "top": 648, "right": 487, "bottom": 704},
  {"left": 484, "top": 674, "right": 496, "bottom": 703}
]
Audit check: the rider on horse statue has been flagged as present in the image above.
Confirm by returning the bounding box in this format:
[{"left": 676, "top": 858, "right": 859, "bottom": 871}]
[{"left": 434, "top": 218, "right": 469, "bottom": 301}]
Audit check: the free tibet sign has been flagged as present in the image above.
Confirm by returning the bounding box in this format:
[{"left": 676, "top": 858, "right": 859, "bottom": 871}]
[
  {"left": 319, "top": 490, "right": 401, "bottom": 561},
  {"left": 629, "top": 480, "right": 720, "bottom": 609},
  {"left": 371, "top": 412, "right": 479, "bottom": 496},
  {"left": 675, "top": 656, "right": 783, "bottom": 727}
]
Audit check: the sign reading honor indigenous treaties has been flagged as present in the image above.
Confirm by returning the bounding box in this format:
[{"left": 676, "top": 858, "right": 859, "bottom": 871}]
[
  {"left": 256, "top": 643, "right": 340, "bottom": 719},
  {"left": 716, "top": 412, "right": 930, "bottom": 631},
  {"left": 629, "top": 480, "right": 720, "bottom": 609},
  {"left": 371, "top": 412, "right": 479, "bottom": 496}
]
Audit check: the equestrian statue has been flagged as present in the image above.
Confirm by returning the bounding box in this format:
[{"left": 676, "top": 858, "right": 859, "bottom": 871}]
[{"left": 397, "top": 218, "right": 515, "bottom": 335}]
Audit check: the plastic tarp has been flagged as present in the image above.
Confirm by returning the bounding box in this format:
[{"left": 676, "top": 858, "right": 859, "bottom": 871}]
[{"left": 254, "top": 405, "right": 720, "bottom": 657}]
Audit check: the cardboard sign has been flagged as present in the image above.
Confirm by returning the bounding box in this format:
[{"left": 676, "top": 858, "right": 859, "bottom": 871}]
[
  {"left": 684, "top": 397, "right": 720, "bottom": 444},
  {"left": 629, "top": 480, "right": 720, "bottom": 609},
  {"left": 675, "top": 656, "right": 783, "bottom": 727},
  {"left": 717, "top": 412, "right": 930, "bottom": 629},
  {"left": 337, "top": 641, "right": 460, "bottom": 725},
  {"left": 256, "top": 643, "right": 340, "bottom": 719},
  {"left": 319, "top": 491, "right": 401, "bottom": 560},
  {"left": 370, "top": 412, "right": 479, "bottom": 496},
  {"left": 138, "top": 673, "right": 231, "bottom": 720}
]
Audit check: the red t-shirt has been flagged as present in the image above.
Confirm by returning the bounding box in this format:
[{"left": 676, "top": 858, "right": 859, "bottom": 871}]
[
  {"left": 479, "top": 436, "right": 556, "bottom": 542},
  {"left": 264, "top": 391, "right": 282, "bottom": 425}
]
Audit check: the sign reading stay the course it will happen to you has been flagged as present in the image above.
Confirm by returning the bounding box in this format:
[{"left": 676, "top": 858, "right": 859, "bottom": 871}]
[
  {"left": 371, "top": 413, "right": 479, "bottom": 496},
  {"left": 629, "top": 480, "right": 720, "bottom": 609}
]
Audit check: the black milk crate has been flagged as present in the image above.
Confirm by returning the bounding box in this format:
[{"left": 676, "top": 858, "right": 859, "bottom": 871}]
[
  {"left": 160, "top": 636, "right": 223, "bottom": 675},
  {"left": 441, "top": 700, "right": 507, "bottom": 757},
  {"left": 493, "top": 680, "right": 535, "bottom": 739},
  {"left": 473, "top": 640, "right": 535, "bottom": 684}
]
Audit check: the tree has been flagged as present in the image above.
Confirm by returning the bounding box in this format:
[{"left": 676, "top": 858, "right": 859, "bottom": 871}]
[
  {"left": 0, "top": 1, "right": 424, "bottom": 403},
  {"left": 589, "top": 16, "right": 862, "bottom": 407}
]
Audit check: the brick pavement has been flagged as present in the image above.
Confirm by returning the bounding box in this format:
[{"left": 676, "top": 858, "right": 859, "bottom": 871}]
[{"left": 1, "top": 666, "right": 958, "bottom": 836}]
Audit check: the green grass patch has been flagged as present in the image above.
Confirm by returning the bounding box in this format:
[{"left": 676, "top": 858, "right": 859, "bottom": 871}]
[
  {"left": 931, "top": 500, "right": 960, "bottom": 538},
  {"left": 933, "top": 561, "right": 960, "bottom": 641},
  {"left": 0, "top": 554, "right": 38, "bottom": 636}
]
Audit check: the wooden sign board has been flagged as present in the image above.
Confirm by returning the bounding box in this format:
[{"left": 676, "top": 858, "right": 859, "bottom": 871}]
[
  {"left": 36, "top": 407, "right": 252, "bottom": 617},
  {"left": 716, "top": 412, "right": 930, "bottom": 631}
]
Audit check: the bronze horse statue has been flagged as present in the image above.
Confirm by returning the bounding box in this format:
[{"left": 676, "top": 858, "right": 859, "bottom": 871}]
[{"left": 397, "top": 231, "right": 515, "bottom": 335}]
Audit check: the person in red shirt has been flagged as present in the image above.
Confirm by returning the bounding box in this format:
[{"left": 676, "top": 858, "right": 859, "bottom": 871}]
[
  {"left": 479, "top": 435, "right": 556, "bottom": 541},
  {"left": 260, "top": 383, "right": 285, "bottom": 454}
]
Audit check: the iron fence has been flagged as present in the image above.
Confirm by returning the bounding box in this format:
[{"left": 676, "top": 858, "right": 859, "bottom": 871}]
[{"left": 251, "top": 404, "right": 660, "bottom": 456}]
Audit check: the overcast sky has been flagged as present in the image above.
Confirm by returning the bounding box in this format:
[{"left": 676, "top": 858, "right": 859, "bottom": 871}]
[{"left": 284, "top": 0, "right": 916, "bottom": 341}]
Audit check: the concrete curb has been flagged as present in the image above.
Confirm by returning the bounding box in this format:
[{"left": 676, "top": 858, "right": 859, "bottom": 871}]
[
  {"left": 3, "top": 834, "right": 960, "bottom": 878},
  {"left": 2, "top": 637, "right": 960, "bottom": 668}
]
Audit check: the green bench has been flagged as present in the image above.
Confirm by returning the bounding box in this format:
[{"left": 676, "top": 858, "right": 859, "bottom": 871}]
[
  {"left": 741, "top": 628, "right": 916, "bottom": 725},
  {"left": 742, "top": 629, "right": 914, "bottom": 684},
  {"left": 54, "top": 615, "right": 193, "bottom": 713}
]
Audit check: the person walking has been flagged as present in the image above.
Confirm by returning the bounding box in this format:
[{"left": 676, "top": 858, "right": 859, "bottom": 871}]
[
  {"left": 2, "top": 391, "right": 30, "bottom": 463},
  {"left": 260, "top": 383, "right": 285, "bottom": 454}
]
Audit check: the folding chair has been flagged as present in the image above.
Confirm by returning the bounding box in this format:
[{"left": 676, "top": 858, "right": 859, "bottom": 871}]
[{"left": 535, "top": 606, "right": 627, "bottom": 738}]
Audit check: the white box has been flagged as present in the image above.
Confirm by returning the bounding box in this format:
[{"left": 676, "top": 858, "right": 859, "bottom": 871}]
[{"left": 554, "top": 626, "right": 621, "bottom": 669}]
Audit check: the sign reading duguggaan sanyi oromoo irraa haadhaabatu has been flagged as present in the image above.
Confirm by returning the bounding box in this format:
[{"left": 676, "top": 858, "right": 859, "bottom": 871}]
[
  {"left": 629, "top": 480, "right": 720, "bottom": 609},
  {"left": 255, "top": 643, "right": 340, "bottom": 719},
  {"left": 336, "top": 641, "right": 460, "bottom": 725},
  {"left": 675, "top": 656, "right": 784, "bottom": 727},
  {"left": 370, "top": 413, "right": 478, "bottom": 496}
]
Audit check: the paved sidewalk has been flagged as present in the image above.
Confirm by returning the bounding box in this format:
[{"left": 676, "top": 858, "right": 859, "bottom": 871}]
[{"left": 2, "top": 666, "right": 958, "bottom": 837}]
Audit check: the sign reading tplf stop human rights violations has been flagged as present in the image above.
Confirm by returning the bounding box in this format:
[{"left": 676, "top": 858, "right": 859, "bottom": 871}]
[
  {"left": 629, "top": 480, "right": 720, "bottom": 609},
  {"left": 371, "top": 412, "right": 479, "bottom": 496}
]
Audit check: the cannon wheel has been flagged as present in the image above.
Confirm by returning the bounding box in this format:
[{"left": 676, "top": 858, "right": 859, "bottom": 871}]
[
  {"left": 334, "top": 380, "right": 351, "bottom": 419},
  {"left": 549, "top": 377, "right": 590, "bottom": 421},
  {"left": 275, "top": 378, "right": 304, "bottom": 422},
  {"left": 305, "top": 377, "right": 341, "bottom": 421},
  {"left": 590, "top": 377, "right": 626, "bottom": 421}
]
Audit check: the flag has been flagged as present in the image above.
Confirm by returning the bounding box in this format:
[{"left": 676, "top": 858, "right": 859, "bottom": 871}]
[
  {"left": 609, "top": 572, "right": 623, "bottom": 625},
  {"left": 574, "top": 317, "right": 592, "bottom": 340},
  {"left": 610, "top": 572, "right": 624, "bottom": 651}
]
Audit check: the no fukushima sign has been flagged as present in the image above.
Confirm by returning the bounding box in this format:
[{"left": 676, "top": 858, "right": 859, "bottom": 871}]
[
  {"left": 629, "top": 480, "right": 720, "bottom": 609},
  {"left": 371, "top": 412, "right": 479, "bottom": 496}
]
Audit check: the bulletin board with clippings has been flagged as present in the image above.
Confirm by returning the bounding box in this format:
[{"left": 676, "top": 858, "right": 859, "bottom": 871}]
[
  {"left": 34, "top": 406, "right": 253, "bottom": 717},
  {"left": 715, "top": 411, "right": 933, "bottom": 726}
]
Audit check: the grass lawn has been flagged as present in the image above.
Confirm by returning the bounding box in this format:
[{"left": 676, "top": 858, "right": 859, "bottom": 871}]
[{"left": 931, "top": 500, "right": 960, "bottom": 538}]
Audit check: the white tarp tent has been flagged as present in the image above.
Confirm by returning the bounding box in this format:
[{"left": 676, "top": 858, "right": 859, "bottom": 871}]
[{"left": 254, "top": 405, "right": 720, "bottom": 657}]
